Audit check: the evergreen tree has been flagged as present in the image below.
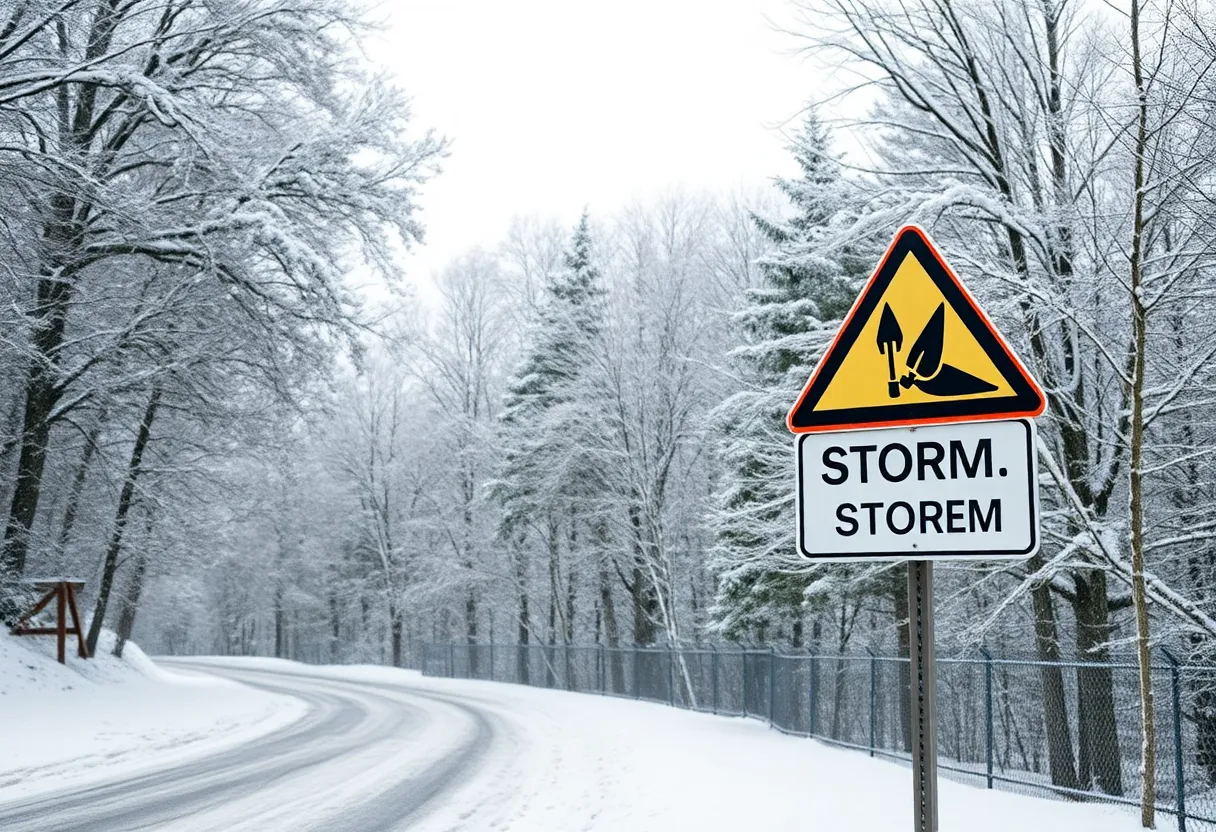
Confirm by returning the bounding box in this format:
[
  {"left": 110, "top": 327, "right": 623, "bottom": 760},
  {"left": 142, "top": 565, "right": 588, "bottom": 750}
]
[
  {"left": 498, "top": 212, "right": 606, "bottom": 429},
  {"left": 708, "top": 111, "right": 869, "bottom": 643},
  {"left": 491, "top": 212, "right": 607, "bottom": 654}
]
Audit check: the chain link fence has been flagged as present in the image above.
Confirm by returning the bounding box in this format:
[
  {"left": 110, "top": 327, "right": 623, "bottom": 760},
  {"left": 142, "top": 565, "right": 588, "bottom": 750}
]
[{"left": 422, "top": 642, "right": 1216, "bottom": 830}]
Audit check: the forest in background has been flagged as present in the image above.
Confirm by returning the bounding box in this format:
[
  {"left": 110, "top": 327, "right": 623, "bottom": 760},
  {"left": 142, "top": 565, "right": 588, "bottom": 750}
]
[{"left": 1, "top": 0, "right": 1215, "bottom": 820}]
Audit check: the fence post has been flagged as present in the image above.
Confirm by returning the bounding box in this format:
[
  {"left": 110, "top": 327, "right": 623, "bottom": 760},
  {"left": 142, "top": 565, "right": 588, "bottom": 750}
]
[
  {"left": 668, "top": 646, "right": 676, "bottom": 707},
  {"left": 449, "top": 642, "right": 455, "bottom": 678},
  {"left": 711, "top": 645, "right": 719, "bottom": 715},
  {"left": 1163, "top": 649, "right": 1187, "bottom": 832},
  {"left": 809, "top": 647, "right": 817, "bottom": 737},
  {"left": 981, "top": 647, "right": 994, "bottom": 789},
  {"left": 742, "top": 647, "right": 749, "bottom": 718},
  {"left": 867, "top": 647, "right": 877, "bottom": 757},
  {"left": 489, "top": 637, "right": 495, "bottom": 682},
  {"left": 769, "top": 647, "right": 777, "bottom": 728},
  {"left": 598, "top": 643, "right": 604, "bottom": 694},
  {"left": 633, "top": 645, "right": 640, "bottom": 699}
]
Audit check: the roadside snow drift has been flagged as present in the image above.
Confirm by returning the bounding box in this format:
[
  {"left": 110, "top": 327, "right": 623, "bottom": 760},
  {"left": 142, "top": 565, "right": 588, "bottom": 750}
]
[
  {"left": 388, "top": 670, "right": 1144, "bottom": 832},
  {"left": 0, "top": 651, "right": 1144, "bottom": 831},
  {"left": 183, "top": 659, "right": 1142, "bottom": 832},
  {"left": 0, "top": 631, "right": 306, "bottom": 801}
]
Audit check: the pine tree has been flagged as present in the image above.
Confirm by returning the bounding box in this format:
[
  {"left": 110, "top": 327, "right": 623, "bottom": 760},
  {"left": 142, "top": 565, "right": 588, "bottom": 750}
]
[
  {"left": 498, "top": 213, "right": 605, "bottom": 428},
  {"left": 708, "top": 111, "right": 869, "bottom": 643},
  {"left": 491, "top": 212, "right": 607, "bottom": 656},
  {"left": 495, "top": 212, "right": 606, "bottom": 517}
]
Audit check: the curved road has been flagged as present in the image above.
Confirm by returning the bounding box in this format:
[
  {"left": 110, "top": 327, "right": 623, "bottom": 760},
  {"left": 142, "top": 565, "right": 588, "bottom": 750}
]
[
  {"left": 0, "top": 662, "right": 501, "bottom": 832},
  {"left": 0, "top": 659, "right": 1119, "bottom": 832}
]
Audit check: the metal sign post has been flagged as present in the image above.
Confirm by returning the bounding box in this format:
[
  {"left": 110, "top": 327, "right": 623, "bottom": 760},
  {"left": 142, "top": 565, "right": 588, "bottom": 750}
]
[
  {"left": 785, "top": 226, "right": 1046, "bottom": 832},
  {"left": 908, "top": 561, "right": 937, "bottom": 832}
]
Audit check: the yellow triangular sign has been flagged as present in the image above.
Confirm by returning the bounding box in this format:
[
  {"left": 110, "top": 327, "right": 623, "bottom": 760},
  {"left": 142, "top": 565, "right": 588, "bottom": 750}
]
[{"left": 787, "top": 226, "right": 1045, "bottom": 433}]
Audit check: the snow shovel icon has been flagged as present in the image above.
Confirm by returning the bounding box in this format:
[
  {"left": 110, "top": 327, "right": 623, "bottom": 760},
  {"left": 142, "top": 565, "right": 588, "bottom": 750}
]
[{"left": 876, "top": 302, "right": 997, "bottom": 399}]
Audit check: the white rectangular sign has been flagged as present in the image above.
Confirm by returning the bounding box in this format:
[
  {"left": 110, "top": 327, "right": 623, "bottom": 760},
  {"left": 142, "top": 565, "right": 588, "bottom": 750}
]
[{"left": 796, "top": 419, "right": 1039, "bottom": 561}]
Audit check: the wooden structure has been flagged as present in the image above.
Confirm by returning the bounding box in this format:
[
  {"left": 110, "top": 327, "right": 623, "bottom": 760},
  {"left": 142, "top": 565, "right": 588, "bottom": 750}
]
[{"left": 10, "top": 579, "right": 89, "bottom": 664}]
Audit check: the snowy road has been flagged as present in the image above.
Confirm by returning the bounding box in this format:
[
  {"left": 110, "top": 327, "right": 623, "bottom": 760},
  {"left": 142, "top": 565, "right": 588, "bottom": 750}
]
[
  {"left": 0, "top": 661, "right": 499, "bottom": 832},
  {"left": 0, "top": 658, "right": 1140, "bottom": 831}
]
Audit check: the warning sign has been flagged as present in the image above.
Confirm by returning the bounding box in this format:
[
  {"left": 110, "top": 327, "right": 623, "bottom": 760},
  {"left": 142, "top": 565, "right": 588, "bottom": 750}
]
[{"left": 787, "top": 226, "right": 1044, "bottom": 433}]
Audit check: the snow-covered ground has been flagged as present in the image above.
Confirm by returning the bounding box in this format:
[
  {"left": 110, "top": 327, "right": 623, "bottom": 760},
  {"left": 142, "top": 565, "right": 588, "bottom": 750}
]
[
  {"left": 0, "top": 647, "right": 1143, "bottom": 830},
  {"left": 178, "top": 658, "right": 1142, "bottom": 831},
  {"left": 0, "top": 630, "right": 307, "bottom": 802},
  {"left": 382, "top": 670, "right": 1142, "bottom": 832}
]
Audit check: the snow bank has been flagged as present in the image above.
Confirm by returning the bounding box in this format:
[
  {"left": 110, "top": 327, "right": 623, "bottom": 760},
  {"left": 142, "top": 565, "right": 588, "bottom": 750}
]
[
  {"left": 395, "top": 672, "right": 1142, "bottom": 832},
  {"left": 1, "top": 627, "right": 161, "bottom": 695},
  {"left": 0, "top": 630, "right": 307, "bottom": 802},
  {"left": 185, "top": 659, "right": 1143, "bottom": 831}
]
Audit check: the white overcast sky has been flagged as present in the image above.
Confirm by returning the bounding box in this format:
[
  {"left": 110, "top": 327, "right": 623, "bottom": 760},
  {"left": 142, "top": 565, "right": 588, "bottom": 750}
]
[{"left": 368, "top": 0, "right": 817, "bottom": 296}]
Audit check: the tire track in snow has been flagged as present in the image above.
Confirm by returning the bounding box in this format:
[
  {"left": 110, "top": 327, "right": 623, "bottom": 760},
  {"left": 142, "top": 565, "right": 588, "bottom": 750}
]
[{"left": 0, "top": 662, "right": 496, "bottom": 832}]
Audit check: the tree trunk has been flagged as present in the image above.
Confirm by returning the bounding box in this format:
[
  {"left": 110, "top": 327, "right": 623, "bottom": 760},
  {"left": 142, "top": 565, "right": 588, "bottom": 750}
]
[
  {"left": 54, "top": 407, "right": 106, "bottom": 558},
  {"left": 1028, "top": 555, "right": 1079, "bottom": 791},
  {"left": 563, "top": 525, "right": 576, "bottom": 690},
  {"left": 600, "top": 562, "right": 624, "bottom": 693},
  {"left": 1128, "top": 3, "right": 1156, "bottom": 821},
  {"left": 0, "top": 391, "right": 24, "bottom": 496},
  {"left": 515, "top": 539, "right": 530, "bottom": 685},
  {"left": 273, "top": 520, "right": 287, "bottom": 659},
  {"left": 565, "top": 514, "right": 577, "bottom": 645},
  {"left": 86, "top": 387, "right": 161, "bottom": 657},
  {"left": 630, "top": 565, "right": 659, "bottom": 645},
  {"left": 328, "top": 587, "right": 341, "bottom": 663},
  {"left": 597, "top": 516, "right": 624, "bottom": 689},
  {"left": 290, "top": 610, "right": 299, "bottom": 661},
  {"left": 1, "top": 197, "right": 77, "bottom": 579},
  {"left": 466, "top": 589, "right": 479, "bottom": 677},
  {"left": 1074, "top": 573, "right": 1123, "bottom": 794},
  {"left": 113, "top": 546, "right": 148, "bottom": 659},
  {"left": 462, "top": 466, "right": 478, "bottom": 676},
  {"left": 274, "top": 585, "right": 286, "bottom": 659},
  {"left": 2, "top": 371, "right": 58, "bottom": 578},
  {"left": 389, "top": 603, "right": 403, "bottom": 667},
  {"left": 626, "top": 504, "right": 658, "bottom": 645},
  {"left": 547, "top": 570, "right": 557, "bottom": 687}
]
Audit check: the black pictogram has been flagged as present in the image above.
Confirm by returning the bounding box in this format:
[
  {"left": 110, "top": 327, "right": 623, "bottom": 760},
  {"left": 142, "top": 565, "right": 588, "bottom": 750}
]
[{"left": 879, "top": 303, "right": 998, "bottom": 398}]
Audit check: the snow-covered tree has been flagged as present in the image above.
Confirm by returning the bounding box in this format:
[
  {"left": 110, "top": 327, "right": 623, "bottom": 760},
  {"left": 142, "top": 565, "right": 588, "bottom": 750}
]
[
  {"left": 491, "top": 212, "right": 608, "bottom": 666},
  {"left": 411, "top": 251, "right": 512, "bottom": 660},
  {"left": 587, "top": 194, "right": 726, "bottom": 664},
  {"left": 709, "top": 111, "right": 868, "bottom": 644},
  {"left": 0, "top": 0, "right": 444, "bottom": 586}
]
